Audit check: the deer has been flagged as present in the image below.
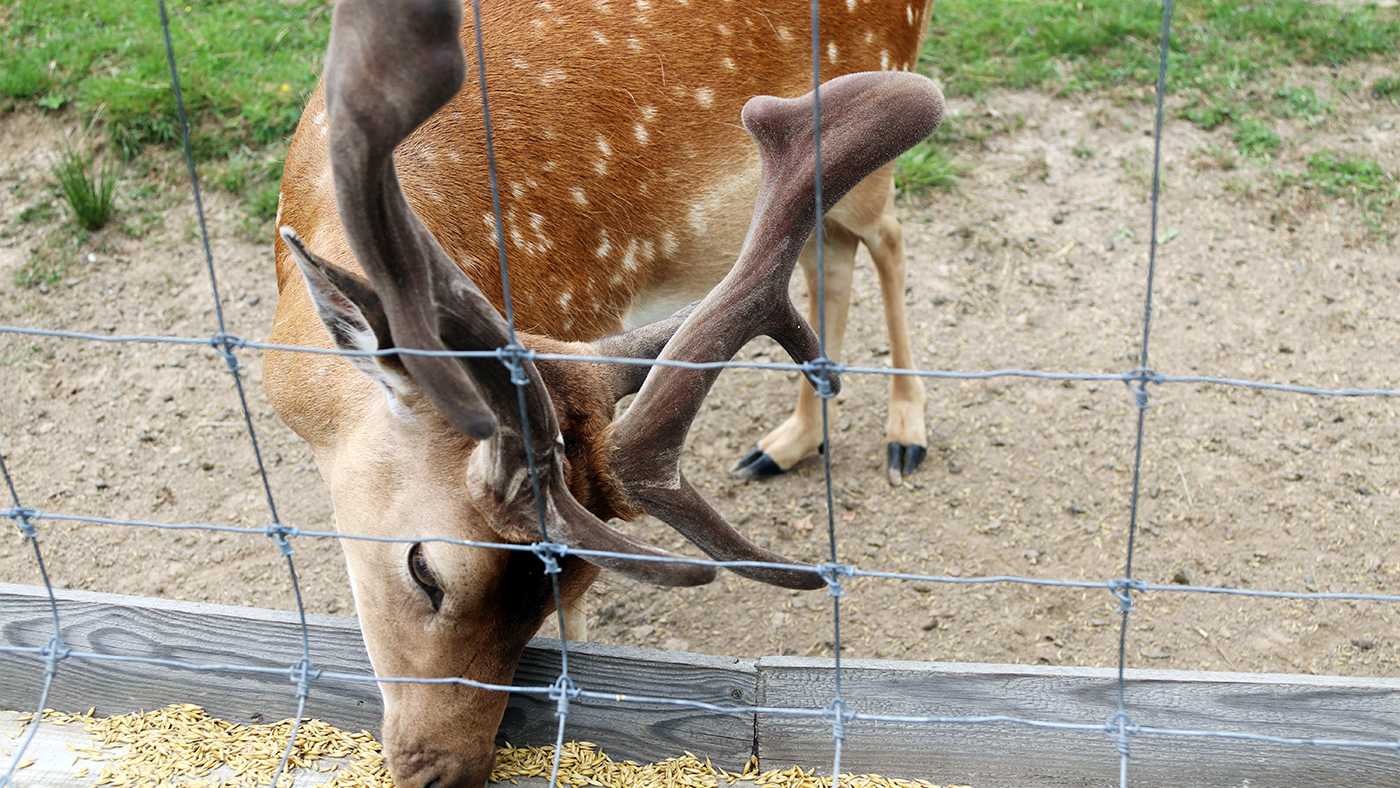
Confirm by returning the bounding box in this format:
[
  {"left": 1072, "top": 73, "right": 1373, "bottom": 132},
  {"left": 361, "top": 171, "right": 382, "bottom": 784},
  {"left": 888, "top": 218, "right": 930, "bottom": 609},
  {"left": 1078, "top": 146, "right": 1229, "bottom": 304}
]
[{"left": 263, "top": 0, "right": 943, "bottom": 786}]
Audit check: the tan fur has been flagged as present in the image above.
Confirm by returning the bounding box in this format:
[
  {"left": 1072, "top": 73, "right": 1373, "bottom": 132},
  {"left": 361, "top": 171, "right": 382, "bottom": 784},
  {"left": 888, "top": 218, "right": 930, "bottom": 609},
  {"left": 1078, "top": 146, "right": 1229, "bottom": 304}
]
[{"left": 265, "top": 2, "right": 936, "bottom": 787}]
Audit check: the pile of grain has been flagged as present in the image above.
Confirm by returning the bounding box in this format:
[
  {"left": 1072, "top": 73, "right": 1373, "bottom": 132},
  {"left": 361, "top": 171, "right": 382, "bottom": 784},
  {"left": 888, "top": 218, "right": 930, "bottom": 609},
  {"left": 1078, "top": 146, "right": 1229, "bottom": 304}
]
[{"left": 16, "top": 706, "right": 966, "bottom": 788}]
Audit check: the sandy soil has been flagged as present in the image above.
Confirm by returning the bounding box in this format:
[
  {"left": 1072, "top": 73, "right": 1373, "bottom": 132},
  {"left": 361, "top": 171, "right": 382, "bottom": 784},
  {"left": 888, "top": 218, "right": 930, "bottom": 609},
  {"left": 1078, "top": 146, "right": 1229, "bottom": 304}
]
[{"left": 2, "top": 63, "right": 1397, "bottom": 680}]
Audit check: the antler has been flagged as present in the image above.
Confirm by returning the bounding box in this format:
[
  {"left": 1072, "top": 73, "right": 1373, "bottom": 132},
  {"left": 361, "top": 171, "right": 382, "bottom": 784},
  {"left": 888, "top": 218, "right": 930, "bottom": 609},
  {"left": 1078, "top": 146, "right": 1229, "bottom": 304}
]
[
  {"left": 611, "top": 72, "right": 946, "bottom": 589},
  {"left": 317, "top": 0, "right": 718, "bottom": 586},
  {"left": 316, "top": 0, "right": 942, "bottom": 590}
]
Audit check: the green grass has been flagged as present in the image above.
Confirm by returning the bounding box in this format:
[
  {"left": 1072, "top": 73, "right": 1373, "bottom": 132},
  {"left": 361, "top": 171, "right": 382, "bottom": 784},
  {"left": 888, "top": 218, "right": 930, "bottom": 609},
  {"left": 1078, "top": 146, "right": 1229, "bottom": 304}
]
[
  {"left": 1231, "top": 117, "right": 1281, "bottom": 159},
  {"left": 1296, "top": 151, "right": 1399, "bottom": 234},
  {"left": 923, "top": 0, "right": 1400, "bottom": 101},
  {"left": 1, "top": 0, "right": 330, "bottom": 213},
  {"left": 895, "top": 140, "right": 967, "bottom": 196},
  {"left": 52, "top": 147, "right": 118, "bottom": 231}
]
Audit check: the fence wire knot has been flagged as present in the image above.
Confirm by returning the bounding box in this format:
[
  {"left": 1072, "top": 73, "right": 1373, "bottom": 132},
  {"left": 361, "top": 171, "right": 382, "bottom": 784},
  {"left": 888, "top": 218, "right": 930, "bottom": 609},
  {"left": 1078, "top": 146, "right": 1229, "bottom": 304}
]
[
  {"left": 496, "top": 343, "right": 536, "bottom": 387},
  {"left": 263, "top": 522, "right": 299, "bottom": 556},
  {"left": 548, "top": 675, "right": 579, "bottom": 720},
  {"left": 3, "top": 507, "right": 40, "bottom": 539},
  {"left": 289, "top": 657, "right": 321, "bottom": 699},
  {"left": 1106, "top": 712, "right": 1136, "bottom": 757},
  {"left": 822, "top": 698, "right": 855, "bottom": 742},
  {"left": 817, "top": 562, "right": 852, "bottom": 597},
  {"left": 1121, "top": 368, "right": 1162, "bottom": 411},
  {"left": 41, "top": 636, "right": 70, "bottom": 677},
  {"left": 801, "top": 357, "right": 844, "bottom": 400},
  {"left": 209, "top": 332, "right": 247, "bottom": 373},
  {"left": 531, "top": 541, "right": 567, "bottom": 575},
  {"left": 1110, "top": 578, "right": 1147, "bottom": 613}
]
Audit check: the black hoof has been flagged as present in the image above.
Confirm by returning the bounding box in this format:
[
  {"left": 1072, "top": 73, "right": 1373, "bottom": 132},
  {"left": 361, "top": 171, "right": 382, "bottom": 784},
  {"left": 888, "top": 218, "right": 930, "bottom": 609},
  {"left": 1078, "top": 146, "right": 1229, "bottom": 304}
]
[
  {"left": 733, "top": 446, "right": 786, "bottom": 480},
  {"left": 886, "top": 442, "right": 928, "bottom": 485}
]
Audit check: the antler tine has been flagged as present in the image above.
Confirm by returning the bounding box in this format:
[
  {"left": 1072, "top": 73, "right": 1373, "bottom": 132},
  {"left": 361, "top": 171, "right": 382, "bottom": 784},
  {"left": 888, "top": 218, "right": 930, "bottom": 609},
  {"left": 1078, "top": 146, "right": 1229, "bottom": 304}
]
[
  {"left": 323, "top": 0, "right": 504, "bottom": 440},
  {"left": 611, "top": 71, "right": 945, "bottom": 590}
]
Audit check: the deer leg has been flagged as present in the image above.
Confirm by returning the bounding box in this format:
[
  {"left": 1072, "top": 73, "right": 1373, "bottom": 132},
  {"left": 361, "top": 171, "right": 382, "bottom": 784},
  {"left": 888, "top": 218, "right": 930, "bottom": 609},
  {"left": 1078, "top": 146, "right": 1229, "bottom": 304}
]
[
  {"left": 733, "top": 222, "right": 858, "bottom": 480},
  {"left": 861, "top": 175, "right": 928, "bottom": 485}
]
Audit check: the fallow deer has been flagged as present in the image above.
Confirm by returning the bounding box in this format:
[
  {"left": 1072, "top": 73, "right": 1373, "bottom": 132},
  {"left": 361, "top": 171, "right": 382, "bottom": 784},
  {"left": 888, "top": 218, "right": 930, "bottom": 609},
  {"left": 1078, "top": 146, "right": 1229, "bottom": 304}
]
[{"left": 264, "top": 0, "right": 943, "bottom": 786}]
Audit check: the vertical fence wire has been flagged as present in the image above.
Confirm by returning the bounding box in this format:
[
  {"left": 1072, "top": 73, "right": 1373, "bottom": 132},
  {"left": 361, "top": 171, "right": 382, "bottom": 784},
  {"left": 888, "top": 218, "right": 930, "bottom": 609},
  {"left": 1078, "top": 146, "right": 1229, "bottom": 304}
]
[
  {"left": 3, "top": 0, "right": 1400, "bottom": 786},
  {"left": 155, "top": 1, "right": 314, "bottom": 784},
  {"left": 1110, "top": 3, "right": 1176, "bottom": 782}
]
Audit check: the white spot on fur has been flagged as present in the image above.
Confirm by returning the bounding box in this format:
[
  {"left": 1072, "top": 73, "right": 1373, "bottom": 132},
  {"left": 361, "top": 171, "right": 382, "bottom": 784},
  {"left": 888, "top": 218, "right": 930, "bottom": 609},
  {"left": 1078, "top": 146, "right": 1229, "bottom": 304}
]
[
  {"left": 540, "top": 68, "right": 569, "bottom": 86},
  {"left": 846, "top": 0, "right": 855, "bottom": 10},
  {"left": 595, "top": 229, "right": 613, "bottom": 258},
  {"left": 628, "top": 37, "right": 643, "bottom": 52},
  {"left": 641, "top": 105, "right": 658, "bottom": 122},
  {"left": 510, "top": 182, "right": 525, "bottom": 200},
  {"left": 511, "top": 57, "right": 529, "bottom": 70},
  {"left": 694, "top": 87, "right": 715, "bottom": 108},
  {"left": 634, "top": 123, "right": 649, "bottom": 144},
  {"left": 559, "top": 290, "right": 573, "bottom": 310},
  {"left": 571, "top": 186, "right": 588, "bottom": 206},
  {"left": 621, "top": 238, "right": 640, "bottom": 272},
  {"left": 865, "top": 30, "right": 874, "bottom": 44},
  {"left": 827, "top": 41, "right": 838, "bottom": 64},
  {"left": 716, "top": 23, "right": 731, "bottom": 35},
  {"left": 880, "top": 49, "right": 890, "bottom": 70},
  {"left": 543, "top": 160, "right": 558, "bottom": 172},
  {"left": 687, "top": 206, "right": 708, "bottom": 235},
  {"left": 641, "top": 239, "right": 656, "bottom": 263},
  {"left": 660, "top": 230, "right": 679, "bottom": 257},
  {"left": 592, "top": 30, "right": 610, "bottom": 45},
  {"left": 596, "top": 135, "right": 613, "bottom": 157},
  {"left": 722, "top": 56, "right": 736, "bottom": 70},
  {"left": 594, "top": 158, "right": 608, "bottom": 177},
  {"left": 776, "top": 26, "right": 794, "bottom": 44}
]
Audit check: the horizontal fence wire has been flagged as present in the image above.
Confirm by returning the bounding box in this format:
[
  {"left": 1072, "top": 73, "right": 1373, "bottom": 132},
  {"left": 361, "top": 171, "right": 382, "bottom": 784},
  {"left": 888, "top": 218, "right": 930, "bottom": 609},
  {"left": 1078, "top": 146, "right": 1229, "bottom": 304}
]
[{"left": 2, "top": 0, "right": 1399, "bottom": 786}]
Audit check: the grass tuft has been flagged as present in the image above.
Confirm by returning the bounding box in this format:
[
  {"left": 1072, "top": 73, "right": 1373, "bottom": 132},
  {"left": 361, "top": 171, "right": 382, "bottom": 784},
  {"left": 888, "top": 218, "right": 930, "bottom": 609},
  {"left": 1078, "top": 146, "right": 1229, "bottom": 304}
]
[
  {"left": 1231, "top": 118, "right": 1280, "bottom": 159},
  {"left": 895, "top": 141, "right": 967, "bottom": 196},
  {"left": 52, "top": 147, "right": 119, "bottom": 231},
  {"left": 1300, "top": 151, "right": 1398, "bottom": 234}
]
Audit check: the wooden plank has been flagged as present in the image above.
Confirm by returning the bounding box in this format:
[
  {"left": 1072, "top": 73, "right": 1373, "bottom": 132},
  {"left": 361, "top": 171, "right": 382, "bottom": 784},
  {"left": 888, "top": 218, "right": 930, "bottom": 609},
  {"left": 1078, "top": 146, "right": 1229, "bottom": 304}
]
[
  {"left": 0, "top": 582, "right": 384, "bottom": 732},
  {"left": 756, "top": 657, "right": 1400, "bottom": 788},
  {"left": 0, "top": 584, "right": 758, "bottom": 769},
  {"left": 502, "top": 638, "right": 758, "bottom": 771}
]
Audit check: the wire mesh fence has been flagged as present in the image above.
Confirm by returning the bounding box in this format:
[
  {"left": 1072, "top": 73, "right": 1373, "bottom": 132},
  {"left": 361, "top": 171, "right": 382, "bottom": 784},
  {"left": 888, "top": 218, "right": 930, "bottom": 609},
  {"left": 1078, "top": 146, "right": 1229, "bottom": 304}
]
[{"left": 3, "top": 0, "right": 1399, "bottom": 786}]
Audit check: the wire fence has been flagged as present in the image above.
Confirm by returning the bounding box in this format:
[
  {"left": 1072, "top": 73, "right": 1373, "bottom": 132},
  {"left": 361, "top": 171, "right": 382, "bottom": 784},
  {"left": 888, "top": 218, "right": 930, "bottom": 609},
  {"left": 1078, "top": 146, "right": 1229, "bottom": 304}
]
[{"left": 2, "top": 0, "right": 1399, "bottom": 786}]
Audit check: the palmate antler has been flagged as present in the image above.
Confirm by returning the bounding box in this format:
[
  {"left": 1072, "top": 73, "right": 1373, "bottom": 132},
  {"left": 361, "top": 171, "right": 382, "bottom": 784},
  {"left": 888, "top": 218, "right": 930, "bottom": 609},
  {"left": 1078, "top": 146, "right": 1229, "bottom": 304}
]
[{"left": 314, "top": 0, "right": 943, "bottom": 589}]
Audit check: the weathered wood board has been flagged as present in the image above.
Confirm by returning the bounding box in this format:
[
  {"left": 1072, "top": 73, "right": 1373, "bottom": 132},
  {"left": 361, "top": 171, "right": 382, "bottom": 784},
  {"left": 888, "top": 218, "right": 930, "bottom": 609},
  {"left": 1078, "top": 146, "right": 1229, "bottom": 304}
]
[
  {"left": 4, "top": 584, "right": 1400, "bottom": 787},
  {"left": 502, "top": 639, "right": 757, "bottom": 770},
  {"left": 757, "top": 656, "right": 1400, "bottom": 788}
]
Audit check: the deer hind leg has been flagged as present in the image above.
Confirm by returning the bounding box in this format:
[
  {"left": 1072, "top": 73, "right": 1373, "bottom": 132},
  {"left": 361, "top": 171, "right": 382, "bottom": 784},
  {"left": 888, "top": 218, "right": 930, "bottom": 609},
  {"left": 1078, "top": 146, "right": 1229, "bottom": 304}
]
[
  {"left": 733, "top": 220, "right": 859, "bottom": 480},
  {"left": 732, "top": 163, "right": 927, "bottom": 484}
]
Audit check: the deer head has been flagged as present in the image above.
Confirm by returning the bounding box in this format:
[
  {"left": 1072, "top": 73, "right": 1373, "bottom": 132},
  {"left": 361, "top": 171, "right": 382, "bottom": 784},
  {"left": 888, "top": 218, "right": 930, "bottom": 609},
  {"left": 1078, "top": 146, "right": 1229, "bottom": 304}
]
[{"left": 275, "top": 0, "right": 943, "bottom": 785}]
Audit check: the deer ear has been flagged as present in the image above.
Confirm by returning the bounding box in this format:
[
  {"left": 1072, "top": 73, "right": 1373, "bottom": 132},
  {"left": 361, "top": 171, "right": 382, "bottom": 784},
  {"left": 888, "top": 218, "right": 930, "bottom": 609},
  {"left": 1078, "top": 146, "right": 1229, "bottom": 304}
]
[{"left": 281, "top": 227, "right": 417, "bottom": 416}]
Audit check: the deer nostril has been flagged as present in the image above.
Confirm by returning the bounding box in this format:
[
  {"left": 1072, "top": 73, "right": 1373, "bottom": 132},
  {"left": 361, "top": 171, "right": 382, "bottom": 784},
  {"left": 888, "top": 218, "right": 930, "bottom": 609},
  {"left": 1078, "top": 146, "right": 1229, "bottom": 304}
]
[{"left": 424, "top": 780, "right": 441, "bottom": 788}]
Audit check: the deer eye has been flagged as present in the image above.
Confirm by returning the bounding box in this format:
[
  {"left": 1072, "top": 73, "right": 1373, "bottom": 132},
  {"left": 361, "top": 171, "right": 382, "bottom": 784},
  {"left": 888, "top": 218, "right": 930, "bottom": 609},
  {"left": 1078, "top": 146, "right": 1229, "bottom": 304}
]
[{"left": 408, "top": 542, "right": 444, "bottom": 611}]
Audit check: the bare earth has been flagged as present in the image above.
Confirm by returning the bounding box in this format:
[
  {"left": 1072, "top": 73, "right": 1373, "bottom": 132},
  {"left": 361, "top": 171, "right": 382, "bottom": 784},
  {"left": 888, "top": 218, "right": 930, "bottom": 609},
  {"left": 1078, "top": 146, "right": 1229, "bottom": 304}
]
[{"left": 1, "top": 63, "right": 1397, "bottom": 684}]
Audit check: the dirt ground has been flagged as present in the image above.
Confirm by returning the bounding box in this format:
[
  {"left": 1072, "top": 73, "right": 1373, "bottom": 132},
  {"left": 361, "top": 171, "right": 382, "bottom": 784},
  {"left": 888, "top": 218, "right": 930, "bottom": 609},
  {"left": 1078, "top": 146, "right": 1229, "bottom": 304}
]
[{"left": 1, "top": 62, "right": 1397, "bottom": 682}]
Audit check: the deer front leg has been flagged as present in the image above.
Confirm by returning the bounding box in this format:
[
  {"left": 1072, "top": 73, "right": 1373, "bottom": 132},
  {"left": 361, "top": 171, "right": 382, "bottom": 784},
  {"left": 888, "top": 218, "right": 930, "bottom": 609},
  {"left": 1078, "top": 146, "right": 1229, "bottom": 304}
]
[
  {"left": 733, "top": 223, "right": 858, "bottom": 480},
  {"left": 866, "top": 183, "right": 928, "bottom": 485}
]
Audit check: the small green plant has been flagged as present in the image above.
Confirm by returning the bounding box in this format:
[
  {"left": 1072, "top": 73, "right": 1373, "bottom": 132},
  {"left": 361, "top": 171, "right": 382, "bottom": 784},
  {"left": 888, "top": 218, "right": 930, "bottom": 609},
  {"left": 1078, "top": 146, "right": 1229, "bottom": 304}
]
[
  {"left": 895, "top": 141, "right": 966, "bottom": 196},
  {"left": 1301, "top": 151, "right": 1398, "bottom": 233},
  {"left": 13, "top": 229, "right": 83, "bottom": 288},
  {"left": 17, "top": 200, "right": 59, "bottom": 224},
  {"left": 1375, "top": 77, "right": 1400, "bottom": 100},
  {"left": 1072, "top": 137, "right": 1094, "bottom": 159},
  {"left": 1232, "top": 117, "right": 1281, "bottom": 159},
  {"left": 51, "top": 148, "right": 118, "bottom": 231},
  {"left": 1273, "top": 85, "right": 1331, "bottom": 121},
  {"left": 1182, "top": 101, "right": 1231, "bottom": 130}
]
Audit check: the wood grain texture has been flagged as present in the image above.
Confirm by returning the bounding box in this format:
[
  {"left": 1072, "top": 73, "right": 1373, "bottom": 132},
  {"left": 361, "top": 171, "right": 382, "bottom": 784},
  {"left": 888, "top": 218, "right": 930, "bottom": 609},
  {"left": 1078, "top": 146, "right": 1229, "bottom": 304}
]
[
  {"left": 756, "top": 657, "right": 1400, "bottom": 787},
  {"left": 5, "top": 584, "right": 1400, "bottom": 786},
  {"left": 0, "top": 582, "right": 384, "bottom": 731},
  {"left": 503, "top": 638, "right": 758, "bottom": 771}
]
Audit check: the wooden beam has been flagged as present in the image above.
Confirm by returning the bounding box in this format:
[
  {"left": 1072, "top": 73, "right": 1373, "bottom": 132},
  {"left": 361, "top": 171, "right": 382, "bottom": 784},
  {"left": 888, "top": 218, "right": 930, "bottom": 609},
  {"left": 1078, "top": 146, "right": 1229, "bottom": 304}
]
[
  {"left": 5, "top": 585, "right": 1400, "bottom": 786},
  {"left": 756, "top": 656, "right": 1400, "bottom": 788},
  {"left": 0, "top": 584, "right": 756, "bottom": 769}
]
